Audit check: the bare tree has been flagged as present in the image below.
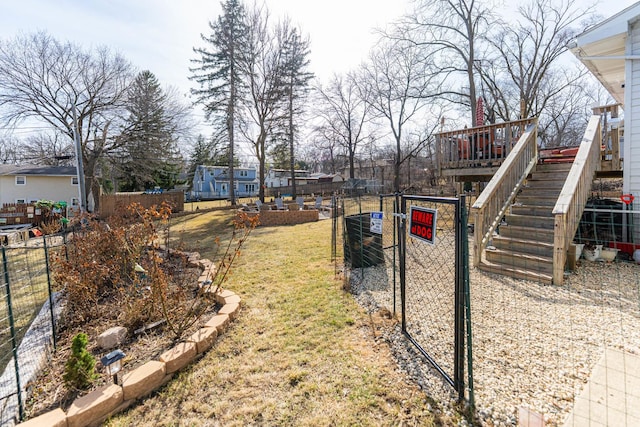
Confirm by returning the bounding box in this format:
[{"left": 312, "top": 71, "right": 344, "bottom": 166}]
[
  {"left": 276, "top": 21, "right": 313, "bottom": 199},
  {"left": 0, "top": 32, "right": 133, "bottom": 210},
  {"left": 238, "top": 3, "right": 285, "bottom": 202},
  {"left": 538, "top": 77, "right": 603, "bottom": 148},
  {"left": 0, "top": 136, "right": 23, "bottom": 164},
  {"left": 480, "top": 0, "right": 597, "bottom": 121},
  {"left": 359, "top": 39, "right": 442, "bottom": 192},
  {"left": 392, "top": 0, "right": 495, "bottom": 126},
  {"left": 314, "top": 73, "right": 373, "bottom": 180},
  {"left": 304, "top": 131, "right": 345, "bottom": 174},
  {"left": 23, "top": 132, "right": 75, "bottom": 166}
]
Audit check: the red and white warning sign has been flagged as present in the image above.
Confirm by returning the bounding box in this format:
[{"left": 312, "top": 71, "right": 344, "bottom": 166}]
[{"left": 409, "top": 206, "right": 437, "bottom": 245}]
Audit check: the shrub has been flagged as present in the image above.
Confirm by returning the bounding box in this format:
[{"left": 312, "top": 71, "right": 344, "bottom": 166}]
[
  {"left": 51, "top": 203, "right": 169, "bottom": 326},
  {"left": 51, "top": 203, "right": 258, "bottom": 341},
  {"left": 63, "top": 333, "right": 98, "bottom": 390}
]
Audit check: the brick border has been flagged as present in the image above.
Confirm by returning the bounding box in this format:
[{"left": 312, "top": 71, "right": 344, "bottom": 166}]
[{"left": 18, "top": 253, "right": 240, "bottom": 427}]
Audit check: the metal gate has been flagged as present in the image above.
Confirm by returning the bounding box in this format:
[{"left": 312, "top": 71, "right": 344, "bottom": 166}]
[{"left": 398, "top": 195, "right": 469, "bottom": 400}]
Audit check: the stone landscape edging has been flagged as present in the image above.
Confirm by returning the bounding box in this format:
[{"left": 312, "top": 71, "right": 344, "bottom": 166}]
[{"left": 17, "top": 252, "right": 240, "bottom": 427}]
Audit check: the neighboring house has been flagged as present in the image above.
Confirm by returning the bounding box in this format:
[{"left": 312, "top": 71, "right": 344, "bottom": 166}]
[
  {"left": 569, "top": 2, "right": 640, "bottom": 241},
  {"left": 264, "top": 169, "right": 311, "bottom": 188},
  {"left": 191, "top": 165, "right": 258, "bottom": 200},
  {"left": 0, "top": 164, "right": 80, "bottom": 208}
]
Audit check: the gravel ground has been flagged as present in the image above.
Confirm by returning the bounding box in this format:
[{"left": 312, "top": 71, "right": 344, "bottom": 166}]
[{"left": 347, "top": 245, "right": 640, "bottom": 426}]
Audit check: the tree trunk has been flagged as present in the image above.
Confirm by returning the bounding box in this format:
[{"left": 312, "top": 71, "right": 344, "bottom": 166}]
[{"left": 288, "top": 88, "right": 296, "bottom": 198}]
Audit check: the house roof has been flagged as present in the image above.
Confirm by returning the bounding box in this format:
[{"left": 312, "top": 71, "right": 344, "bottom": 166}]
[
  {"left": 569, "top": 2, "right": 640, "bottom": 105},
  {"left": 0, "top": 164, "right": 77, "bottom": 176}
]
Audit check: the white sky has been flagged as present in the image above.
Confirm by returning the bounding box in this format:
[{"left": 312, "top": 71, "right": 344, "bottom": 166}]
[
  {"left": 0, "top": 0, "right": 638, "bottom": 140},
  {"left": 0, "top": 0, "right": 410, "bottom": 97}
]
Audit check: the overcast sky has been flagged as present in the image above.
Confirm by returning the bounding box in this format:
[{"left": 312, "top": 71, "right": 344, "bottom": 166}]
[
  {"left": 0, "top": 0, "right": 410, "bottom": 97},
  {"left": 0, "top": 0, "right": 637, "bottom": 141}
]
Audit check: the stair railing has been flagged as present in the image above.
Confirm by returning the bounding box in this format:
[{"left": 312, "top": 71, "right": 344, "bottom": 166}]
[
  {"left": 552, "top": 115, "right": 602, "bottom": 284},
  {"left": 471, "top": 120, "right": 538, "bottom": 266}
]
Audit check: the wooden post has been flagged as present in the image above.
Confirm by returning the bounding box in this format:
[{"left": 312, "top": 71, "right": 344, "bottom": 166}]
[
  {"left": 473, "top": 207, "right": 483, "bottom": 267},
  {"left": 553, "top": 213, "right": 567, "bottom": 285},
  {"left": 610, "top": 105, "right": 620, "bottom": 171}
]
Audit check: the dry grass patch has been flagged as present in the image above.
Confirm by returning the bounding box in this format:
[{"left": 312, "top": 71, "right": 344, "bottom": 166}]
[{"left": 106, "top": 210, "right": 449, "bottom": 426}]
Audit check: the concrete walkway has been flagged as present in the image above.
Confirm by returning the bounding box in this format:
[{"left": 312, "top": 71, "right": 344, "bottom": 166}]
[{"left": 563, "top": 348, "right": 640, "bottom": 426}]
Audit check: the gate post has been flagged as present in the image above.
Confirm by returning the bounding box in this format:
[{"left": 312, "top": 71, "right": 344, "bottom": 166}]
[
  {"left": 398, "top": 194, "right": 407, "bottom": 332},
  {"left": 454, "top": 196, "right": 466, "bottom": 402}
]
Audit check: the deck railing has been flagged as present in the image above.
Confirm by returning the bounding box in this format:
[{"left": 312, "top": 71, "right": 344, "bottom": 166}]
[
  {"left": 552, "top": 115, "right": 602, "bottom": 284},
  {"left": 471, "top": 120, "right": 539, "bottom": 266},
  {"left": 436, "top": 118, "right": 538, "bottom": 173}
]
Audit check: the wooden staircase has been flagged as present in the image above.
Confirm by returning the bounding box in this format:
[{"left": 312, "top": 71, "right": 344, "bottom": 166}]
[{"left": 478, "top": 163, "right": 573, "bottom": 284}]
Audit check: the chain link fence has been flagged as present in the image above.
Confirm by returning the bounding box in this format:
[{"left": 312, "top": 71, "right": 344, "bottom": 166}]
[
  {"left": 398, "top": 195, "right": 468, "bottom": 400},
  {"left": 337, "top": 191, "right": 640, "bottom": 425},
  {"left": 338, "top": 195, "right": 401, "bottom": 316}
]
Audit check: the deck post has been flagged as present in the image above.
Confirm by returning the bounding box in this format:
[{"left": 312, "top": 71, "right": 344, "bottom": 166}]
[{"left": 553, "top": 213, "right": 567, "bottom": 285}]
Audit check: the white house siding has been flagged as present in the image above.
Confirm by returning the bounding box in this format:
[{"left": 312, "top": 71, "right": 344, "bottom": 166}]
[
  {"left": 0, "top": 175, "right": 79, "bottom": 207},
  {"left": 627, "top": 20, "right": 640, "bottom": 242}
]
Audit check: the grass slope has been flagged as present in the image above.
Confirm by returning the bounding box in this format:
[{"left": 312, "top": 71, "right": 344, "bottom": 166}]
[{"left": 106, "top": 210, "right": 442, "bottom": 426}]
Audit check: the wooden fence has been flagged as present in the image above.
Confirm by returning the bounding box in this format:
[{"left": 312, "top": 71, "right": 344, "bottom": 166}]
[
  {"left": 0, "top": 203, "right": 67, "bottom": 227},
  {"left": 99, "top": 190, "right": 184, "bottom": 218},
  {"left": 265, "top": 181, "right": 345, "bottom": 198}
]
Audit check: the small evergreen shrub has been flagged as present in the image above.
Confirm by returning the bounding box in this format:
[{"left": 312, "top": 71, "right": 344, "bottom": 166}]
[{"left": 63, "top": 333, "right": 98, "bottom": 390}]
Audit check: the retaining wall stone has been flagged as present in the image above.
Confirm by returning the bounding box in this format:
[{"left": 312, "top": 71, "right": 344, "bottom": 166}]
[
  {"left": 17, "top": 408, "right": 67, "bottom": 427},
  {"left": 121, "top": 360, "right": 167, "bottom": 401},
  {"left": 159, "top": 342, "right": 198, "bottom": 374},
  {"left": 66, "top": 384, "right": 123, "bottom": 427},
  {"left": 188, "top": 327, "right": 219, "bottom": 354}
]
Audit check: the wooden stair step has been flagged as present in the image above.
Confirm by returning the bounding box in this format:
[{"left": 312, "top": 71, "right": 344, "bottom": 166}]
[
  {"left": 491, "top": 235, "right": 554, "bottom": 257},
  {"left": 504, "top": 214, "right": 555, "bottom": 229},
  {"left": 516, "top": 190, "right": 560, "bottom": 207},
  {"left": 477, "top": 260, "right": 553, "bottom": 284},
  {"left": 485, "top": 248, "right": 553, "bottom": 274},
  {"left": 498, "top": 224, "right": 555, "bottom": 242},
  {"left": 528, "top": 173, "right": 570, "bottom": 182},
  {"left": 523, "top": 179, "right": 565, "bottom": 189},
  {"left": 535, "top": 163, "right": 572, "bottom": 173},
  {"left": 510, "top": 204, "right": 554, "bottom": 217}
]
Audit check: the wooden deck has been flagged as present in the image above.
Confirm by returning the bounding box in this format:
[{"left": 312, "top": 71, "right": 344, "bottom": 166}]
[
  {"left": 436, "top": 118, "right": 537, "bottom": 181},
  {"left": 436, "top": 108, "right": 622, "bottom": 181}
]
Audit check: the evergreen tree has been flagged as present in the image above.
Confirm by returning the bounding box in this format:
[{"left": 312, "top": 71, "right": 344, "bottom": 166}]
[
  {"left": 188, "top": 134, "right": 215, "bottom": 179},
  {"left": 276, "top": 23, "right": 313, "bottom": 198},
  {"left": 191, "top": 0, "right": 248, "bottom": 206},
  {"left": 118, "top": 70, "right": 179, "bottom": 191}
]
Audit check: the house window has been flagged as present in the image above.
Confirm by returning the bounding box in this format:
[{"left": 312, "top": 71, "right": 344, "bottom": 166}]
[
  {"left": 246, "top": 184, "right": 255, "bottom": 193},
  {"left": 71, "top": 176, "right": 79, "bottom": 185},
  {"left": 16, "top": 199, "right": 26, "bottom": 204},
  {"left": 15, "top": 176, "right": 26, "bottom": 185},
  {"left": 239, "top": 170, "right": 248, "bottom": 177}
]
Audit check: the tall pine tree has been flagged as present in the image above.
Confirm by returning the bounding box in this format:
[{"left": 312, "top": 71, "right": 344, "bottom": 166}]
[
  {"left": 118, "top": 70, "right": 180, "bottom": 192},
  {"left": 191, "top": 0, "right": 247, "bottom": 206},
  {"left": 276, "top": 22, "right": 313, "bottom": 198}
]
